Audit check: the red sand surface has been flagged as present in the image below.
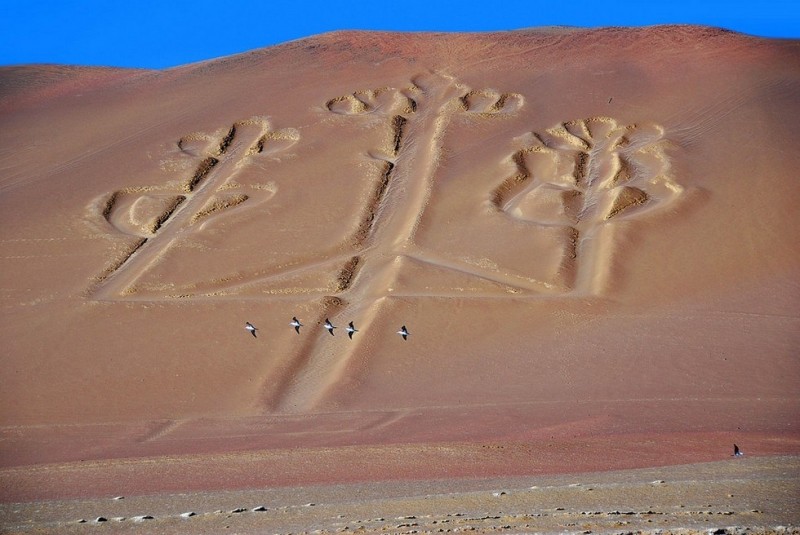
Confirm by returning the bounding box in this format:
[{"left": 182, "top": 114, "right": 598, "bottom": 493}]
[{"left": 0, "top": 26, "right": 798, "bottom": 507}]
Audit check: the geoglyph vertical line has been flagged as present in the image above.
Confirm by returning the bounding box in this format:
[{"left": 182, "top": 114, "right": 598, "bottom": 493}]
[{"left": 274, "top": 72, "right": 522, "bottom": 411}]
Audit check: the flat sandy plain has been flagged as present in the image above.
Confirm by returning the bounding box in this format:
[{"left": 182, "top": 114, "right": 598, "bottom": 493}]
[{"left": 0, "top": 25, "right": 798, "bottom": 533}]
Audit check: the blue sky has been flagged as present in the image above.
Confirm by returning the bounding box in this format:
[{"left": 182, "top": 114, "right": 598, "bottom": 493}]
[{"left": 2, "top": 0, "right": 798, "bottom": 69}]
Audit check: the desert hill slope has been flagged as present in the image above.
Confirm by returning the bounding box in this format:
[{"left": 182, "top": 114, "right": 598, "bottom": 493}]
[{"left": 0, "top": 26, "right": 798, "bottom": 500}]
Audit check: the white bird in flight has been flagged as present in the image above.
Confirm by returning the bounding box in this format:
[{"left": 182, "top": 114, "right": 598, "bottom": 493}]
[
  {"left": 245, "top": 322, "right": 258, "bottom": 338},
  {"left": 290, "top": 316, "right": 303, "bottom": 334},
  {"left": 346, "top": 321, "right": 358, "bottom": 339},
  {"left": 397, "top": 325, "right": 409, "bottom": 340},
  {"left": 324, "top": 318, "right": 336, "bottom": 336}
]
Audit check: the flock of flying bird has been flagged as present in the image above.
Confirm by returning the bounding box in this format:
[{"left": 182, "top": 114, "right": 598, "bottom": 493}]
[
  {"left": 243, "top": 322, "right": 746, "bottom": 459},
  {"left": 243, "top": 323, "right": 746, "bottom": 459},
  {"left": 245, "top": 318, "right": 410, "bottom": 340}
]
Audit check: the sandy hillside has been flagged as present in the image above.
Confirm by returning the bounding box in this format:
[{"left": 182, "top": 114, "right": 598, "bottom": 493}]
[{"left": 0, "top": 25, "right": 799, "bottom": 523}]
